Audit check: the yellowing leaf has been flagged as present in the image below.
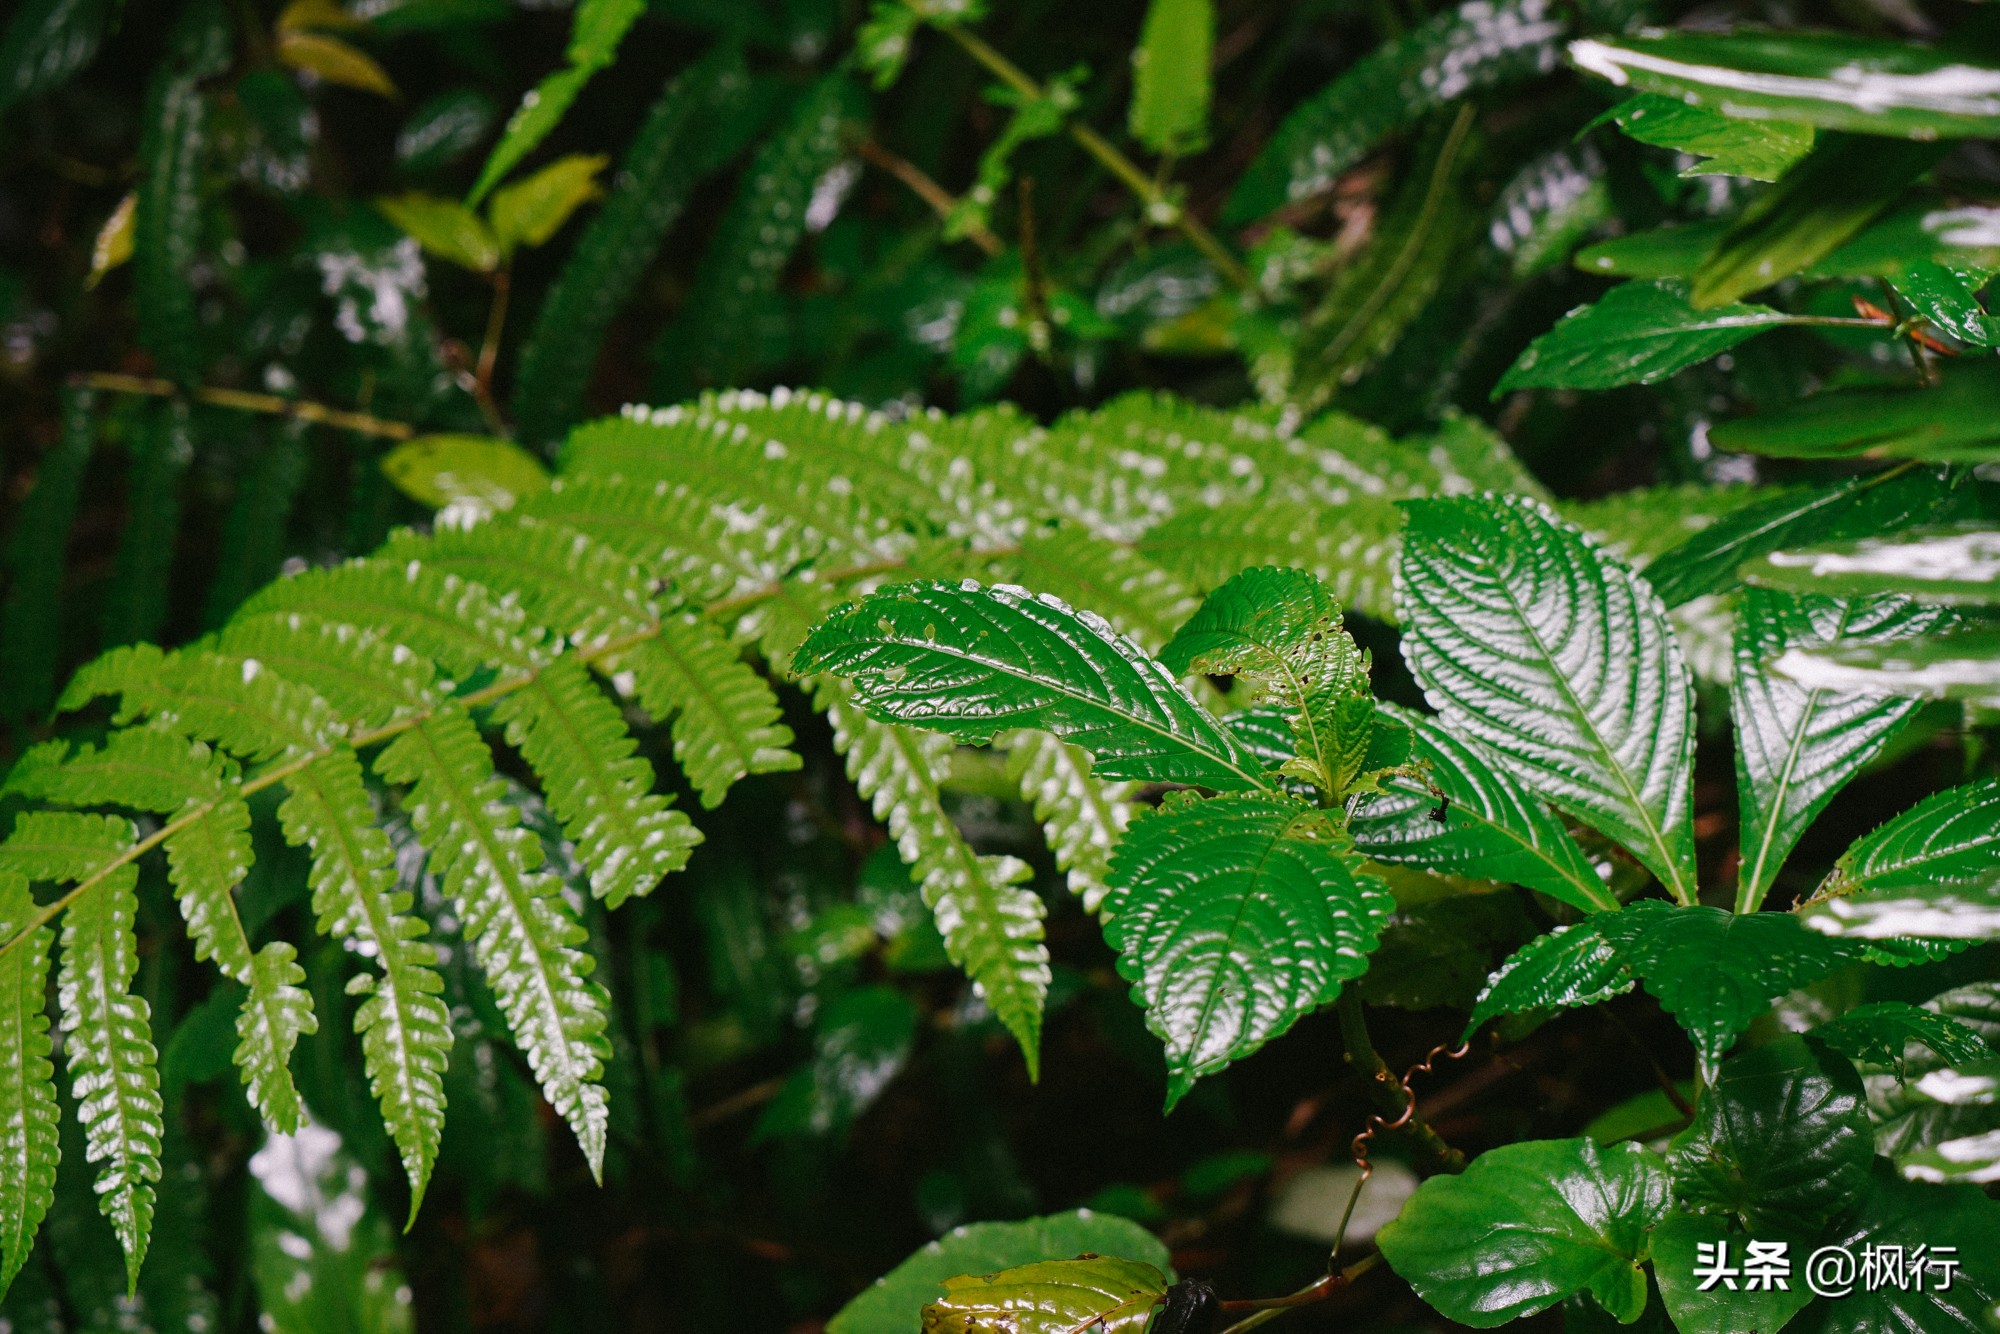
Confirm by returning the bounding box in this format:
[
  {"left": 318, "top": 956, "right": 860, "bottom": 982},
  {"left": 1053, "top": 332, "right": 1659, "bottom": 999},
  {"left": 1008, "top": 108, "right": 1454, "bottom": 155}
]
[
  {"left": 922, "top": 1256, "right": 1169, "bottom": 1333},
  {"left": 487, "top": 153, "right": 607, "bottom": 255},
  {"left": 381, "top": 436, "right": 551, "bottom": 512},
  {"left": 375, "top": 192, "right": 499, "bottom": 272},
  {"left": 276, "top": 0, "right": 362, "bottom": 31},
  {"left": 278, "top": 31, "right": 397, "bottom": 99},
  {"left": 87, "top": 191, "right": 135, "bottom": 289}
]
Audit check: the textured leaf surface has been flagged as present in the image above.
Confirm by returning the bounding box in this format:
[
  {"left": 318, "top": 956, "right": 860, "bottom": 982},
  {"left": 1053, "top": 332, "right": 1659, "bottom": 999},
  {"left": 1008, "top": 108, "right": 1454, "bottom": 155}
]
[
  {"left": 1004, "top": 732, "right": 1133, "bottom": 914},
  {"left": 1463, "top": 910, "right": 1647, "bottom": 1039},
  {"left": 1605, "top": 92, "right": 1811, "bottom": 179},
  {"left": 1351, "top": 706, "right": 1613, "bottom": 912},
  {"left": 1397, "top": 495, "right": 1698, "bottom": 901},
  {"left": 1801, "top": 778, "right": 2000, "bottom": 940},
  {"left": 829, "top": 1210, "right": 1172, "bottom": 1334},
  {"left": 1496, "top": 280, "right": 1787, "bottom": 392},
  {"left": 134, "top": 73, "right": 207, "bottom": 382},
  {"left": 1377, "top": 1138, "right": 1668, "bottom": 1327},
  {"left": 0, "top": 389, "right": 92, "bottom": 723},
  {"left": 1102, "top": 793, "right": 1391, "bottom": 1108},
  {"left": 1816, "top": 1001, "right": 1993, "bottom": 1077},
  {"left": 797, "top": 581, "right": 1266, "bottom": 791},
  {"left": 1787, "top": 1163, "right": 2000, "bottom": 1334},
  {"left": 1667, "top": 1035, "right": 1873, "bottom": 1234},
  {"left": 1649, "top": 1211, "right": 1813, "bottom": 1334},
  {"left": 629, "top": 613, "right": 801, "bottom": 809},
  {"left": 921, "top": 1256, "right": 1167, "bottom": 1334},
  {"left": 0, "top": 874, "right": 56, "bottom": 1300},
  {"left": 1731, "top": 589, "right": 1948, "bottom": 910},
  {"left": 235, "top": 943, "right": 316, "bottom": 1135},
  {"left": 1748, "top": 525, "right": 2000, "bottom": 605}
]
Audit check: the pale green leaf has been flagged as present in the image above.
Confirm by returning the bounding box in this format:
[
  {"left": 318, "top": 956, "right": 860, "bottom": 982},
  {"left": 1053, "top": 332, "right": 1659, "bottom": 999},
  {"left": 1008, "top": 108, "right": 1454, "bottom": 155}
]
[
  {"left": 1747, "top": 524, "right": 2000, "bottom": 606},
  {"left": 486, "top": 153, "right": 605, "bottom": 255},
  {"left": 0, "top": 877, "right": 57, "bottom": 1299},
  {"left": 235, "top": 943, "right": 317, "bottom": 1135},
  {"left": 375, "top": 192, "right": 498, "bottom": 272},
  {"left": 380, "top": 435, "right": 551, "bottom": 512},
  {"left": 1128, "top": 0, "right": 1211, "bottom": 155}
]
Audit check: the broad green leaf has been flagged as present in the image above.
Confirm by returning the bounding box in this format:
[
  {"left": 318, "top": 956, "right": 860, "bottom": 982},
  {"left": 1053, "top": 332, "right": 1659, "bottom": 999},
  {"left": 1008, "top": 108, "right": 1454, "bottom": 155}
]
[
  {"left": 1731, "top": 589, "right": 1948, "bottom": 911},
  {"left": 380, "top": 435, "right": 551, "bottom": 512},
  {"left": 1711, "top": 363, "right": 2000, "bottom": 462},
  {"left": 755, "top": 986, "right": 917, "bottom": 1141},
  {"left": 1397, "top": 495, "right": 1699, "bottom": 902},
  {"left": 1868, "top": 982, "right": 2000, "bottom": 1161},
  {"left": 1377, "top": 1137, "right": 1669, "bottom": 1327},
  {"left": 1772, "top": 631, "right": 2000, "bottom": 713},
  {"left": 1802, "top": 778, "right": 2000, "bottom": 940},
  {"left": 1605, "top": 92, "right": 1811, "bottom": 180},
  {"left": 1497, "top": 280, "right": 1788, "bottom": 394},
  {"left": 1350, "top": 705, "right": 1614, "bottom": 913},
  {"left": 1816, "top": 1002, "right": 1993, "bottom": 1078},
  {"left": 1101, "top": 792, "right": 1392, "bottom": 1108},
  {"left": 1649, "top": 1212, "right": 1813, "bottom": 1334},
  {"left": 1573, "top": 220, "right": 1727, "bottom": 279},
  {"left": 828, "top": 1210, "right": 1171, "bottom": 1334},
  {"left": 1159, "top": 566, "right": 1372, "bottom": 798},
  {"left": 1893, "top": 259, "right": 1999, "bottom": 347},
  {"left": 1570, "top": 30, "right": 2000, "bottom": 139},
  {"left": 1689, "top": 135, "right": 1944, "bottom": 308},
  {"left": 1645, "top": 467, "right": 1958, "bottom": 608},
  {"left": 1603, "top": 906, "right": 1849, "bottom": 1072},
  {"left": 796, "top": 580, "right": 1267, "bottom": 791},
  {"left": 0, "top": 876, "right": 56, "bottom": 1300},
  {"left": 922, "top": 1256, "right": 1167, "bottom": 1334},
  {"left": 1226, "top": 0, "right": 1578, "bottom": 221},
  {"left": 1668, "top": 1035, "right": 1873, "bottom": 1234},
  {"left": 249, "top": 1123, "right": 414, "bottom": 1334},
  {"left": 1747, "top": 525, "right": 2000, "bottom": 605},
  {"left": 1786, "top": 1162, "right": 2000, "bottom": 1334},
  {"left": 375, "top": 192, "right": 499, "bottom": 272},
  {"left": 1127, "top": 0, "right": 1211, "bottom": 155},
  {"left": 466, "top": 0, "right": 643, "bottom": 204},
  {"left": 486, "top": 153, "right": 605, "bottom": 255},
  {"left": 1464, "top": 907, "right": 1654, "bottom": 1039}
]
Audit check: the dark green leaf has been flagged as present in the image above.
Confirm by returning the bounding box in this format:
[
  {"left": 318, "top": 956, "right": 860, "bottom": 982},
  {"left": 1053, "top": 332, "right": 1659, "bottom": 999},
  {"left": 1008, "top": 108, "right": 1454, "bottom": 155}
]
[
  {"left": 1667, "top": 1034, "right": 1873, "bottom": 1234},
  {"left": 754, "top": 986, "right": 917, "bottom": 1140},
  {"left": 465, "top": 0, "right": 644, "bottom": 204},
  {"left": 134, "top": 75, "right": 208, "bottom": 383},
  {"left": 1893, "top": 259, "right": 1999, "bottom": 347},
  {"left": 1377, "top": 1137, "right": 1669, "bottom": 1327},
  {"left": 1573, "top": 220, "right": 1727, "bottom": 280},
  {"left": 0, "top": 0, "right": 114, "bottom": 116},
  {"left": 1101, "top": 792, "right": 1392, "bottom": 1107},
  {"left": 0, "top": 389, "right": 92, "bottom": 723},
  {"left": 1464, "top": 906, "right": 1658, "bottom": 1039},
  {"left": 796, "top": 580, "right": 1268, "bottom": 791},
  {"left": 248, "top": 1124, "right": 415, "bottom": 1334},
  {"left": 1802, "top": 778, "right": 2000, "bottom": 940},
  {"left": 1648, "top": 1212, "right": 1813, "bottom": 1334},
  {"left": 1605, "top": 92, "right": 1811, "bottom": 180},
  {"left": 1816, "top": 1002, "right": 1993, "bottom": 1077},
  {"left": 100, "top": 401, "right": 191, "bottom": 649},
  {"left": 1711, "top": 364, "right": 2000, "bottom": 462},
  {"left": 1497, "top": 279, "right": 1790, "bottom": 393},
  {"left": 1747, "top": 525, "right": 2000, "bottom": 605},
  {"left": 1787, "top": 1162, "right": 2000, "bottom": 1334},
  {"left": 1397, "top": 495, "right": 1699, "bottom": 901}
]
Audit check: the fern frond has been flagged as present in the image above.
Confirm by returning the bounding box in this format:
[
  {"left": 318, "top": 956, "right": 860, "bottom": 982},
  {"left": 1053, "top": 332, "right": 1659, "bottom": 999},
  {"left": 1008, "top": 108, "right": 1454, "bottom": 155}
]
[
  {"left": 1003, "top": 732, "right": 1134, "bottom": 914},
  {"left": 56, "top": 858, "right": 162, "bottom": 1291},
  {"left": 629, "top": 613, "right": 801, "bottom": 809},
  {"left": 0, "top": 875, "right": 58, "bottom": 1300},
  {"left": 492, "top": 656, "right": 700, "bottom": 908},
  {"left": 0, "top": 810, "right": 139, "bottom": 884},
  {"left": 163, "top": 794, "right": 256, "bottom": 984},
  {"left": 375, "top": 706, "right": 613, "bottom": 1175},
  {"left": 999, "top": 525, "right": 1198, "bottom": 653},
  {"left": 234, "top": 943, "right": 316, "bottom": 1135},
  {"left": 100, "top": 401, "right": 191, "bottom": 649},
  {"left": 1138, "top": 496, "right": 1407, "bottom": 621},
  {"left": 382, "top": 517, "right": 658, "bottom": 650},
  {"left": 816, "top": 677, "right": 1048, "bottom": 1074},
  {"left": 278, "top": 747, "right": 451, "bottom": 1213},
  {"left": 0, "top": 388, "right": 94, "bottom": 724},
  {"left": 214, "top": 614, "right": 441, "bottom": 729},
  {"left": 61, "top": 644, "right": 340, "bottom": 761},
  {"left": 5, "top": 726, "right": 227, "bottom": 816}
]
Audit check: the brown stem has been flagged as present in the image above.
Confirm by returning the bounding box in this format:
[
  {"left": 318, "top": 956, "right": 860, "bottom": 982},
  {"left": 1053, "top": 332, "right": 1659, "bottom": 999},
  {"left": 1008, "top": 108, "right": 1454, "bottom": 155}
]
[
  {"left": 1336, "top": 991, "right": 1466, "bottom": 1175},
  {"left": 1216, "top": 1254, "right": 1382, "bottom": 1333},
  {"left": 474, "top": 267, "right": 512, "bottom": 433},
  {"left": 69, "top": 372, "right": 416, "bottom": 440},
  {"left": 854, "top": 138, "right": 1004, "bottom": 256}
]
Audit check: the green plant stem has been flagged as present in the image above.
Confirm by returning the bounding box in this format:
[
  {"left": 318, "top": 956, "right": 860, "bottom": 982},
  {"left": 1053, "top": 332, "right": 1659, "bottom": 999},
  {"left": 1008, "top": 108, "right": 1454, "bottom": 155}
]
[
  {"left": 1335, "top": 991, "right": 1465, "bottom": 1175},
  {"left": 943, "top": 26, "right": 1252, "bottom": 290},
  {"left": 70, "top": 371, "right": 416, "bottom": 440},
  {"left": 1217, "top": 1254, "right": 1382, "bottom": 1333}
]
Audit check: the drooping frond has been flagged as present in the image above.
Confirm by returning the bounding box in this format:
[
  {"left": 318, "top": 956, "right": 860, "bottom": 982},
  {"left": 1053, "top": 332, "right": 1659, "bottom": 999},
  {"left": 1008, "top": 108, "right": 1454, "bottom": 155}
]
[
  {"left": 375, "top": 705, "right": 613, "bottom": 1174},
  {"left": 0, "top": 874, "right": 59, "bottom": 1300},
  {"left": 816, "top": 677, "right": 1049, "bottom": 1075},
  {"left": 62, "top": 643, "right": 339, "bottom": 761},
  {"left": 1003, "top": 732, "right": 1135, "bottom": 914},
  {"left": 631, "top": 613, "right": 801, "bottom": 809},
  {"left": 235, "top": 943, "right": 316, "bottom": 1135}
]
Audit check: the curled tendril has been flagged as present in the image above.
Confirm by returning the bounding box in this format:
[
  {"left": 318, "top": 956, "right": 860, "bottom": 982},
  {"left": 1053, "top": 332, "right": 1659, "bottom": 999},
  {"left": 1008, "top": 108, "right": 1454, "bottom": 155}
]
[{"left": 1331, "top": 1039, "right": 1474, "bottom": 1263}]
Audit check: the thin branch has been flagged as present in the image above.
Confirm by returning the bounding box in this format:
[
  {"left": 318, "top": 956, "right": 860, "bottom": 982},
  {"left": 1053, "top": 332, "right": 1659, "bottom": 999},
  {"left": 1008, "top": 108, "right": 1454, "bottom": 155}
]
[
  {"left": 1336, "top": 991, "right": 1465, "bottom": 1176},
  {"left": 473, "top": 267, "right": 513, "bottom": 433},
  {"left": 69, "top": 371, "right": 417, "bottom": 441},
  {"left": 855, "top": 138, "right": 1005, "bottom": 256},
  {"left": 1217, "top": 1254, "right": 1382, "bottom": 1333},
  {"left": 943, "top": 26, "right": 1253, "bottom": 290}
]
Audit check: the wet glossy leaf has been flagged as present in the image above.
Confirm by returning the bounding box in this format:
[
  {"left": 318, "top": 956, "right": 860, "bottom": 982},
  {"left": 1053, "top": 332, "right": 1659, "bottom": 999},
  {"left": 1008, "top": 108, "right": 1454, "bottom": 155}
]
[
  {"left": 1649, "top": 1212, "right": 1813, "bottom": 1334},
  {"left": 486, "top": 152, "right": 605, "bottom": 255},
  {"left": 1496, "top": 279, "right": 1789, "bottom": 393},
  {"left": 467, "top": 0, "right": 643, "bottom": 204},
  {"left": 1689, "top": 136, "right": 1943, "bottom": 308},
  {"left": 1815, "top": 1002, "right": 1993, "bottom": 1078},
  {"left": 1377, "top": 1137, "right": 1669, "bottom": 1326},
  {"left": 1572, "top": 220, "right": 1726, "bottom": 279},
  {"left": 375, "top": 191, "right": 499, "bottom": 271},
  {"left": 1773, "top": 631, "right": 2000, "bottom": 712},
  {"left": 1128, "top": 0, "right": 1210, "bottom": 155},
  {"left": 1668, "top": 1035, "right": 1873, "bottom": 1234},
  {"left": 1463, "top": 907, "right": 1655, "bottom": 1038},
  {"left": 1101, "top": 792, "right": 1392, "bottom": 1108},
  {"left": 1802, "top": 778, "right": 2000, "bottom": 940},
  {"left": 1398, "top": 495, "right": 1699, "bottom": 901},
  {"left": 796, "top": 580, "right": 1267, "bottom": 791},
  {"left": 829, "top": 1210, "right": 1171, "bottom": 1334},
  {"left": 1786, "top": 1163, "right": 2000, "bottom": 1334},
  {"left": 1730, "top": 589, "right": 1948, "bottom": 911},
  {"left": 1747, "top": 525, "right": 2000, "bottom": 605},
  {"left": 1893, "top": 259, "right": 1999, "bottom": 347},
  {"left": 395, "top": 88, "right": 497, "bottom": 175},
  {"left": 1571, "top": 30, "right": 2000, "bottom": 139},
  {"left": 1711, "top": 363, "right": 2000, "bottom": 462},
  {"left": 380, "top": 435, "right": 550, "bottom": 512},
  {"left": 921, "top": 1255, "right": 1168, "bottom": 1334},
  {"left": 1605, "top": 92, "right": 1811, "bottom": 180},
  {"left": 1350, "top": 705, "right": 1614, "bottom": 913},
  {"left": 277, "top": 30, "right": 397, "bottom": 97}
]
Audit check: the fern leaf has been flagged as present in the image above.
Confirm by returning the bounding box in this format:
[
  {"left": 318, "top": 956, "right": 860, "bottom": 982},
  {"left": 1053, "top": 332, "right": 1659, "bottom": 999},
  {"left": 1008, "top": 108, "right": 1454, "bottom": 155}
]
[
  {"left": 817, "top": 677, "right": 1049, "bottom": 1075},
  {"left": 381, "top": 516, "right": 656, "bottom": 650},
  {"left": 998, "top": 525, "right": 1198, "bottom": 653},
  {"left": 493, "top": 656, "right": 700, "bottom": 908},
  {"left": 60, "top": 644, "right": 341, "bottom": 761},
  {"left": 375, "top": 706, "right": 613, "bottom": 1175},
  {"left": 4, "top": 725, "right": 226, "bottom": 816},
  {"left": 0, "top": 810, "right": 136, "bottom": 884},
  {"left": 512, "top": 48, "right": 758, "bottom": 445},
  {"left": 0, "top": 875, "right": 58, "bottom": 1300},
  {"left": 0, "top": 388, "right": 93, "bottom": 724},
  {"left": 100, "top": 401, "right": 192, "bottom": 649},
  {"left": 628, "top": 613, "right": 801, "bottom": 809},
  {"left": 56, "top": 859, "right": 163, "bottom": 1291},
  {"left": 1003, "top": 732, "right": 1134, "bottom": 914},
  {"left": 1138, "top": 496, "right": 1407, "bottom": 621},
  {"left": 278, "top": 747, "right": 451, "bottom": 1213},
  {"left": 235, "top": 942, "right": 316, "bottom": 1135},
  {"left": 164, "top": 794, "right": 257, "bottom": 985},
  {"left": 215, "top": 613, "right": 441, "bottom": 730}
]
